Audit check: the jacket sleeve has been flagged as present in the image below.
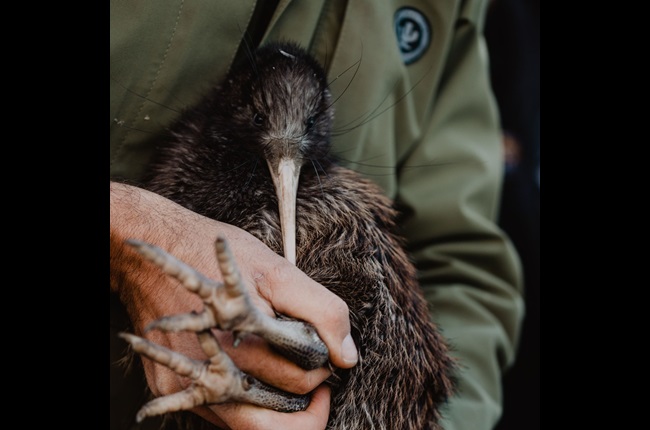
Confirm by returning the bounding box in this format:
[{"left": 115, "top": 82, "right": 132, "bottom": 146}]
[{"left": 395, "top": 2, "right": 525, "bottom": 429}]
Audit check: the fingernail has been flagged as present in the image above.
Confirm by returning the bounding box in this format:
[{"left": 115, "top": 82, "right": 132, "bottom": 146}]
[{"left": 341, "top": 334, "right": 358, "bottom": 365}]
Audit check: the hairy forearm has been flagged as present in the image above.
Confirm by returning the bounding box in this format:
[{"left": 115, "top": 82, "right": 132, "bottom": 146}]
[
  {"left": 110, "top": 180, "right": 356, "bottom": 427},
  {"left": 110, "top": 181, "right": 356, "bottom": 369},
  {"left": 112, "top": 182, "right": 173, "bottom": 328},
  {"left": 110, "top": 181, "right": 212, "bottom": 330},
  {"left": 110, "top": 181, "right": 149, "bottom": 295}
]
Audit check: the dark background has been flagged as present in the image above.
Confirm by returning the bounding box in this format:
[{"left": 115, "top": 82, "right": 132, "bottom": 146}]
[{"left": 485, "top": 1, "right": 540, "bottom": 429}]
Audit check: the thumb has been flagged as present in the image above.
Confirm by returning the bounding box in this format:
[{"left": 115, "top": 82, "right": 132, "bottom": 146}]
[{"left": 260, "top": 259, "right": 359, "bottom": 369}]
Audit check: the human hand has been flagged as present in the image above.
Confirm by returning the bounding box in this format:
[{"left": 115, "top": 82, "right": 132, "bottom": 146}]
[{"left": 110, "top": 182, "right": 358, "bottom": 429}]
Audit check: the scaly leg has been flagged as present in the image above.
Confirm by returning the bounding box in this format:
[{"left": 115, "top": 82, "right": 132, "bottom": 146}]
[
  {"left": 119, "top": 236, "right": 328, "bottom": 420},
  {"left": 120, "top": 330, "right": 310, "bottom": 422}
]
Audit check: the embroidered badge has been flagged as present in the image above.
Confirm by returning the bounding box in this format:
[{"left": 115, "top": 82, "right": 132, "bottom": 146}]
[{"left": 394, "top": 7, "right": 431, "bottom": 65}]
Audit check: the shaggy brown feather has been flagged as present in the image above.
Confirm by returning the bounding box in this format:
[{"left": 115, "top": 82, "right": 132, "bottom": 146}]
[{"left": 138, "top": 41, "right": 456, "bottom": 430}]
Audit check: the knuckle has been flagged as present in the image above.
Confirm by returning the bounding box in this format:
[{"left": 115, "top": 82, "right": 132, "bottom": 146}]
[
  {"left": 285, "top": 365, "right": 331, "bottom": 395},
  {"left": 290, "top": 370, "right": 318, "bottom": 394},
  {"left": 320, "top": 294, "right": 350, "bottom": 323}
]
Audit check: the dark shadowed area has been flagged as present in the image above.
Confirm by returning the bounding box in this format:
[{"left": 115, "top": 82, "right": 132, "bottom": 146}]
[{"left": 486, "top": 1, "right": 540, "bottom": 429}]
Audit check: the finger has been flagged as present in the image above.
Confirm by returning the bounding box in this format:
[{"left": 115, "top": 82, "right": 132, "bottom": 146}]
[
  {"left": 297, "top": 383, "right": 331, "bottom": 424},
  {"left": 219, "top": 330, "right": 332, "bottom": 394},
  {"left": 222, "top": 226, "right": 358, "bottom": 369},
  {"left": 214, "top": 384, "right": 332, "bottom": 430},
  {"left": 138, "top": 330, "right": 202, "bottom": 397},
  {"left": 259, "top": 260, "right": 359, "bottom": 369},
  {"left": 139, "top": 327, "right": 330, "bottom": 397}
]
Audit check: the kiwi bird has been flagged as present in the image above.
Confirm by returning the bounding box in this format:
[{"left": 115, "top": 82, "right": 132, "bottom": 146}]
[{"left": 120, "top": 41, "right": 456, "bottom": 430}]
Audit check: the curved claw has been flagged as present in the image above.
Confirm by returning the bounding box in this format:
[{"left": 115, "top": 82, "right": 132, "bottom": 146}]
[
  {"left": 118, "top": 332, "right": 204, "bottom": 380},
  {"left": 119, "top": 331, "right": 310, "bottom": 420},
  {"left": 136, "top": 388, "right": 205, "bottom": 423},
  {"left": 126, "top": 239, "right": 220, "bottom": 300},
  {"left": 145, "top": 310, "right": 217, "bottom": 333},
  {"left": 121, "top": 236, "right": 328, "bottom": 421},
  {"left": 126, "top": 237, "right": 329, "bottom": 367}
]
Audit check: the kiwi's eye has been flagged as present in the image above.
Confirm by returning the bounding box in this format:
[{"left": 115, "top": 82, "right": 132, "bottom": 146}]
[
  {"left": 253, "top": 113, "right": 264, "bottom": 126},
  {"left": 305, "top": 116, "right": 316, "bottom": 130}
]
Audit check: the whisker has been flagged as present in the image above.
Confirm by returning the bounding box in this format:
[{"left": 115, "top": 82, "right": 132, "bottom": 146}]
[
  {"left": 334, "top": 79, "right": 400, "bottom": 132},
  {"left": 325, "top": 56, "right": 362, "bottom": 112},
  {"left": 332, "top": 61, "right": 437, "bottom": 137},
  {"left": 325, "top": 59, "right": 361, "bottom": 90},
  {"left": 110, "top": 75, "right": 183, "bottom": 114},
  {"left": 309, "top": 158, "right": 327, "bottom": 200},
  {"left": 111, "top": 119, "right": 175, "bottom": 139},
  {"left": 237, "top": 23, "right": 259, "bottom": 78},
  {"left": 330, "top": 149, "right": 468, "bottom": 177},
  {"left": 223, "top": 158, "right": 256, "bottom": 176},
  {"left": 244, "top": 158, "right": 259, "bottom": 188},
  {"left": 324, "top": 43, "right": 364, "bottom": 112}
]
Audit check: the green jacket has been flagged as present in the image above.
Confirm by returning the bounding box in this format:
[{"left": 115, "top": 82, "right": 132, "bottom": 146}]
[{"left": 110, "top": 1, "right": 524, "bottom": 429}]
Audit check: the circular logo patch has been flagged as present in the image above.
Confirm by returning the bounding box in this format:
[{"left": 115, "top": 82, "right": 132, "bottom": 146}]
[{"left": 394, "top": 7, "right": 431, "bottom": 65}]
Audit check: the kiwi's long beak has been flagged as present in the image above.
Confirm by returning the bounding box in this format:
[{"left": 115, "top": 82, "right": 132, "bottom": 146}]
[{"left": 267, "top": 157, "right": 300, "bottom": 265}]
